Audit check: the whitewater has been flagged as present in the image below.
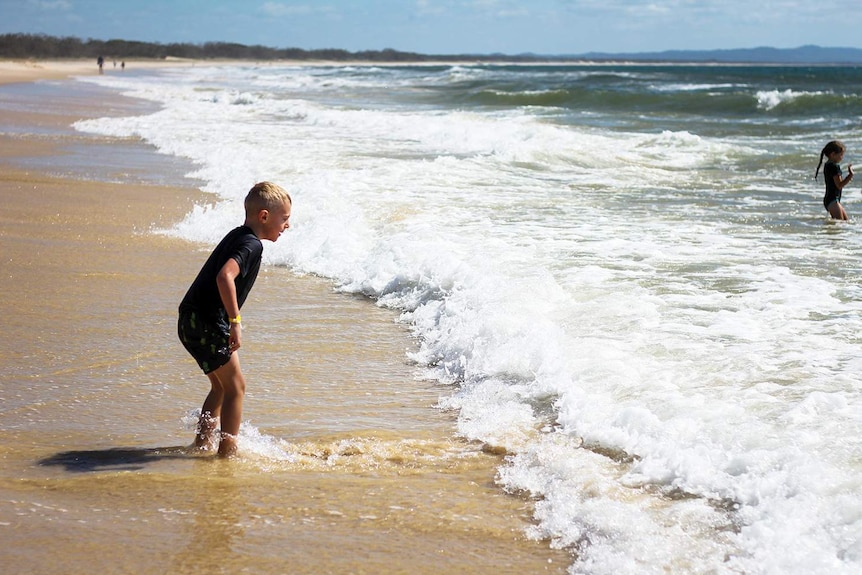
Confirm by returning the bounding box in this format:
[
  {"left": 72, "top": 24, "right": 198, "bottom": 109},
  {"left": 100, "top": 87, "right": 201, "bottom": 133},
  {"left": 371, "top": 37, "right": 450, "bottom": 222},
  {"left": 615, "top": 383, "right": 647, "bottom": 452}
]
[{"left": 74, "top": 63, "right": 862, "bottom": 574}]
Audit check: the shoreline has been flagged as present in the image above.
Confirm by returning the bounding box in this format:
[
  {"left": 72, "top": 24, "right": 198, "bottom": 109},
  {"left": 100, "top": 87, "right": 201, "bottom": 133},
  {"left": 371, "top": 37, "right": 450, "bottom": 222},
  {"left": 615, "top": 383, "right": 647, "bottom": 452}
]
[
  {"left": 0, "top": 57, "right": 498, "bottom": 85},
  {"left": 0, "top": 59, "right": 571, "bottom": 574},
  {"left": 0, "top": 57, "right": 841, "bottom": 87}
]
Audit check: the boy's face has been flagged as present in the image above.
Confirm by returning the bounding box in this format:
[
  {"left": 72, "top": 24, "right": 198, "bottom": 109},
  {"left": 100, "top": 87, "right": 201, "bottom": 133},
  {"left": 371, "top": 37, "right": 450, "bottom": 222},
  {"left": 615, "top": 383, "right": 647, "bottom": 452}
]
[{"left": 259, "top": 200, "right": 292, "bottom": 242}]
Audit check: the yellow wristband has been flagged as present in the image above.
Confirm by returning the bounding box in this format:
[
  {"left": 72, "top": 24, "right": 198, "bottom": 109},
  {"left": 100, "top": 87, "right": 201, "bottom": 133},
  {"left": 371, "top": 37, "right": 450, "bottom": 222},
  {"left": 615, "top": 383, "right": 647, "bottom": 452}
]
[{"left": 229, "top": 314, "right": 242, "bottom": 325}]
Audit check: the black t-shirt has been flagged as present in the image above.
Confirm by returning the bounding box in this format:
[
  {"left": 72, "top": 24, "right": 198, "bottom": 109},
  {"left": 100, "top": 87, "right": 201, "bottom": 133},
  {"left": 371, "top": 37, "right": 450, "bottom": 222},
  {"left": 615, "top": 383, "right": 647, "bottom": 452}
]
[
  {"left": 823, "top": 161, "right": 842, "bottom": 207},
  {"left": 179, "top": 225, "right": 263, "bottom": 323}
]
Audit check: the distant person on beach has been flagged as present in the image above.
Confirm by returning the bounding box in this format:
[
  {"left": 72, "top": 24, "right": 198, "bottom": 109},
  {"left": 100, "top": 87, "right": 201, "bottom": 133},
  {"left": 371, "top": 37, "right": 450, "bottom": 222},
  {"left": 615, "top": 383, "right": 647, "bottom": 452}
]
[
  {"left": 97, "top": 55, "right": 104, "bottom": 74},
  {"left": 815, "top": 140, "right": 854, "bottom": 220},
  {"left": 178, "top": 182, "right": 292, "bottom": 457}
]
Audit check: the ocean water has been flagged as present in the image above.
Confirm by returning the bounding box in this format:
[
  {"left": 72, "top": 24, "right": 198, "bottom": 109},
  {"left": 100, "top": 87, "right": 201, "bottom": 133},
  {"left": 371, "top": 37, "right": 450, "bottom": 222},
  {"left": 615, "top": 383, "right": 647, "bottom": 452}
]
[{"left": 74, "top": 63, "right": 862, "bottom": 574}]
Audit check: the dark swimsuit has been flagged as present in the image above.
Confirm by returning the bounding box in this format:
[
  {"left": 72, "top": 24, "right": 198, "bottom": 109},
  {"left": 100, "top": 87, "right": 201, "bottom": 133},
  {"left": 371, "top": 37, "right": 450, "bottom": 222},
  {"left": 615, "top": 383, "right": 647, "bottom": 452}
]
[{"left": 823, "top": 161, "right": 842, "bottom": 210}]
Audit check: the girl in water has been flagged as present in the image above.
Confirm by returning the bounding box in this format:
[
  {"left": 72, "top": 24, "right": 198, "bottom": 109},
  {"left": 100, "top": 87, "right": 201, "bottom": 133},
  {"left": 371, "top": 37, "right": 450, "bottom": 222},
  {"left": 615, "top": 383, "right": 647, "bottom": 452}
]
[{"left": 815, "top": 140, "right": 854, "bottom": 220}]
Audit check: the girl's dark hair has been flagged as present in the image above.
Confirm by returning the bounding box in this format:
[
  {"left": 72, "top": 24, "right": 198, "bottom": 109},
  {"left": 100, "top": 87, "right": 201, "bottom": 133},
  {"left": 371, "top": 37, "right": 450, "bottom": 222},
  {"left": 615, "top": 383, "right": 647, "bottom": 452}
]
[{"left": 815, "top": 140, "right": 846, "bottom": 179}]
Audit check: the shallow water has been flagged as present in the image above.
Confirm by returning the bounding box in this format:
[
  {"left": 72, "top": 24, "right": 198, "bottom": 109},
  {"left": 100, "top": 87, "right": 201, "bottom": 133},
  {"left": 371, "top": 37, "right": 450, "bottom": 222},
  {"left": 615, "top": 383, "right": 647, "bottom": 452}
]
[{"left": 69, "top": 62, "right": 862, "bottom": 574}]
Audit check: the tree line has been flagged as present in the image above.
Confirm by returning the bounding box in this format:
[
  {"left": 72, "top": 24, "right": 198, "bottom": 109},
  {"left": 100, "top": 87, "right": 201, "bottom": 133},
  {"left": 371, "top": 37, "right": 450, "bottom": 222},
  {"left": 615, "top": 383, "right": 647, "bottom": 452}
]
[{"left": 0, "top": 33, "right": 541, "bottom": 63}]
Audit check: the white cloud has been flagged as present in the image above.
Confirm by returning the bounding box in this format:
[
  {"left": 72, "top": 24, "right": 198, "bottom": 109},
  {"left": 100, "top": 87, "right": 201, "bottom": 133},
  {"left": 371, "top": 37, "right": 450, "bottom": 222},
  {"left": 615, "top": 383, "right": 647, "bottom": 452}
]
[
  {"left": 414, "top": 0, "right": 527, "bottom": 18},
  {"left": 27, "top": 0, "right": 72, "bottom": 10},
  {"left": 415, "top": 0, "right": 446, "bottom": 16},
  {"left": 259, "top": 2, "right": 336, "bottom": 18}
]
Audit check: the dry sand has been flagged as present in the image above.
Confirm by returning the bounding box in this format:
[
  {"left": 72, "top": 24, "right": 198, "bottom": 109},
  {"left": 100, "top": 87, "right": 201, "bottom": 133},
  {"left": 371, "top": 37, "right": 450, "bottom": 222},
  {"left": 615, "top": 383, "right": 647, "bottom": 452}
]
[{"left": 0, "top": 57, "right": 199, "bottom": 84}]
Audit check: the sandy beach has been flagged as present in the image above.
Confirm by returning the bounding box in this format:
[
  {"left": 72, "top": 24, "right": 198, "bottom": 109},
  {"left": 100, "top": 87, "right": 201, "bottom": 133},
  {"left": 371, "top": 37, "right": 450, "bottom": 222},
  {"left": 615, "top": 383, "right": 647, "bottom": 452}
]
[
  {"left": 0, "top": 58, "right": 103, "bottom": 83},
  {"left": 0, "top": 62, "right": 570, "bottom": 573},
  {"left": 0, "top": 57, "right": 200, "bottom": 84}
]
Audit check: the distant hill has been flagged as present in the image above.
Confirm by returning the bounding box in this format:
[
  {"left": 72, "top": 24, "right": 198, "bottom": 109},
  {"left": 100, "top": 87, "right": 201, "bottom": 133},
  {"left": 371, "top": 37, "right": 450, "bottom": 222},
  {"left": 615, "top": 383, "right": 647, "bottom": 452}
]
[{"left": 575, "top": 45, "right": 862, "bottom": 64}]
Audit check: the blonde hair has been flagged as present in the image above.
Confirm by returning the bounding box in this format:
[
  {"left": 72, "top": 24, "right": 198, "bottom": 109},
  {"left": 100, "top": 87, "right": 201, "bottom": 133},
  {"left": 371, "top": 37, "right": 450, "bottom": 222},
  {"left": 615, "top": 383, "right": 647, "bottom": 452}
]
[{"left": 244, "top": 181, "right": 291, "bottom": 215}]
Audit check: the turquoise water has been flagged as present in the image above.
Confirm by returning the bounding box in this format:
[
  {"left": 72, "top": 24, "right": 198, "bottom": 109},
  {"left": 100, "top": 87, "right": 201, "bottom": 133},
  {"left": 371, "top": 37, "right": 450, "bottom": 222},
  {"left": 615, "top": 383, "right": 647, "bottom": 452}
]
[{"left": 75, "top": 63, "right": 862, "bottom": 574}]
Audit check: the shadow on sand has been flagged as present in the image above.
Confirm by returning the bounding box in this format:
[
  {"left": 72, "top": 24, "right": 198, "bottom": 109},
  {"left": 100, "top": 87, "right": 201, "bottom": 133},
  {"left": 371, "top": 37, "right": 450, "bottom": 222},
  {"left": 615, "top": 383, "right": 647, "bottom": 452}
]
[{"left": 39, "top": 446, "right": 203, "bottom": 473}]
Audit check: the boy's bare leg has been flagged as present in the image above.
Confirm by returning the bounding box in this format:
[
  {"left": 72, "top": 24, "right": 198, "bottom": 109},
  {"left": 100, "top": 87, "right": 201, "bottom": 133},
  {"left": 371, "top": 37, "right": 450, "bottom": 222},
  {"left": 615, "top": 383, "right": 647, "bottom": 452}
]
[
  {"left": 211, "top": 353, "right": 246, "bottom": 457},
  {"left": 195, "top": 414, "right": 220, "bottom": 450},
  {"left": 194, "top": 373, "right": 225, "bottom": 450}
]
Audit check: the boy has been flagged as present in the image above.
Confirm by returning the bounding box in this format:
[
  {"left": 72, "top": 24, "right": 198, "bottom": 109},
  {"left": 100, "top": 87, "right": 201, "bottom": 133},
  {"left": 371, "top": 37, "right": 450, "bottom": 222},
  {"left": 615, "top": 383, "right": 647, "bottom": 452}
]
[{"left": 178, "top": 181, "right": 292, "bottom": 457}]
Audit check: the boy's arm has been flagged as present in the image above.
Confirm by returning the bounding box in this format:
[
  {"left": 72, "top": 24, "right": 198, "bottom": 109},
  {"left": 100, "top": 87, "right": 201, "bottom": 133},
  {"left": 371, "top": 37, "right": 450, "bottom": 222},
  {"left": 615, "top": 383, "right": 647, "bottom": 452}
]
[{"left": 216, "top": 258, "right": 243, "bottom": 351}]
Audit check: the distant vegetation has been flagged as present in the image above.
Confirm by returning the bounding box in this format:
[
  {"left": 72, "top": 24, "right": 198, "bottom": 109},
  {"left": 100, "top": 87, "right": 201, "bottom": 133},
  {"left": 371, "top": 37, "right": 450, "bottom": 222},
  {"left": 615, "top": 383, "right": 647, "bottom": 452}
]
[
  {"left": 2, "top": 33, "right": 862, "bottom": 64},
  {"left": 0, "top": 33, "right": 536, "bottom": 62}
]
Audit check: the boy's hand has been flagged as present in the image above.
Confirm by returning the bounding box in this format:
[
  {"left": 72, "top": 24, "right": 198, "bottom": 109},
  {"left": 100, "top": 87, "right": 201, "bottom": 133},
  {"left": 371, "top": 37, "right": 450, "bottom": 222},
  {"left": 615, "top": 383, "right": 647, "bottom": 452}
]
[
  {"left": 229, "top": 323, "right": 242, "bottom": 351},
  {"left": 849, "top": 164, "right": 854, "bottom": 176}
]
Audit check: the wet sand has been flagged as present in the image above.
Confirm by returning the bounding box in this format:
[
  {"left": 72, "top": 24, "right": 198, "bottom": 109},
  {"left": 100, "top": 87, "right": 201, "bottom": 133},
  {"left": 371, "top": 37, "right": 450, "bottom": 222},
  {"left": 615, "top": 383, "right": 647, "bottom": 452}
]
[{"left": 0, "top": 66, "right": 570, "bottom": 573}]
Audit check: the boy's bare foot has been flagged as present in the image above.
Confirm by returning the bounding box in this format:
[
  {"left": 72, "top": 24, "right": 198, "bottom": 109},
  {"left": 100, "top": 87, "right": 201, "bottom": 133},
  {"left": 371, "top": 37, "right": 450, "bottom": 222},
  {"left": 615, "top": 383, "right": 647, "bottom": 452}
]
[
  {"left": 194, "top": 412, "right": 220, "bottom": 451},
  {"left": 217, "top": 432, "right": 238, "bottom": 457}
]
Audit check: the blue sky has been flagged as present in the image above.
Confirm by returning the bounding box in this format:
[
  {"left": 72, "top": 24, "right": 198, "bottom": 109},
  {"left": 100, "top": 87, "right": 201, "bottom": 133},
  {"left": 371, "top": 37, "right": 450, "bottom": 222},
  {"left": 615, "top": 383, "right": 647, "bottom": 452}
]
[{"left": 4, "top": 0, "right": 862, "bottom": 55}]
